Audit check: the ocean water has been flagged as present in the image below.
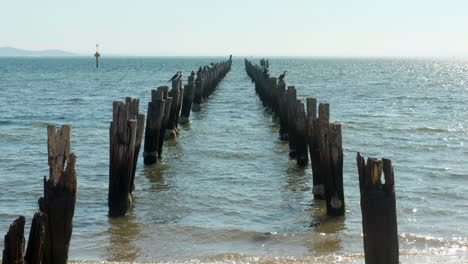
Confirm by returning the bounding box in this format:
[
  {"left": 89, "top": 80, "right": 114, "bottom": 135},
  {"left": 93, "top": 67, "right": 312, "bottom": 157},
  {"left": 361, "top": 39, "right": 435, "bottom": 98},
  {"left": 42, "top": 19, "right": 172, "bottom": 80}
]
[{"left": 0, "top": 57, "right": 467, "bottom": 263}]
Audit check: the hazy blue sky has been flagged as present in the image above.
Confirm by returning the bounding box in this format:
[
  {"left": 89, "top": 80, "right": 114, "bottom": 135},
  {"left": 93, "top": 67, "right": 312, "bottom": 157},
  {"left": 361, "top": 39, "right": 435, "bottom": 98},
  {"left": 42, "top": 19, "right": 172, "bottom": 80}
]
[{"left": 2, "top": 0, "right": 468, "bottom": 56}]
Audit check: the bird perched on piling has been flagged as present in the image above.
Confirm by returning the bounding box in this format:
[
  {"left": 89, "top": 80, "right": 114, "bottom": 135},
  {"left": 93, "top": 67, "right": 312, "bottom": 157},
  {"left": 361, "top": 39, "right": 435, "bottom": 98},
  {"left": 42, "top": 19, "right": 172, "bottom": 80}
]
[
  {"left": 190, "top": 70, "right": 195, "bottom": 77},
  {"left": 169, "top": 72, "right": 182, "bottom": 82},
  {"left": 278, "top": 71, "right": 287, "bottom": 81}
]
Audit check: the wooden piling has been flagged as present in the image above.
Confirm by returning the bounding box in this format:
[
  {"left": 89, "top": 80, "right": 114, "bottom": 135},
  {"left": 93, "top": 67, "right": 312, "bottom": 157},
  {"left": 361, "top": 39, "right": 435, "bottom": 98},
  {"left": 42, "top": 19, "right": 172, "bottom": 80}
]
[
  {"left": 175, "top": 80, "right": 184, "bottom": 128},
  {"left": 42, "top": 124, "right": 77, "bottom": 264},
  {"left": 357, "top": 153, "right": 399, "bottom": 264},
  {"left": 131, "top": 110, "right": 145, "bottom": 193},
  {"left": 287, "top": 86, "right": 297, "bottom": 159},
  {"left": 2, "top": 216, "right": 25, "bottom": 264},
  {"left": 278, "top": 81, "right": 288, "bottom": 140},
  {"left": 143, "top": 90, "right": 165, "bottom": 165},
  {"left": 166, "top": 80, "right": 181, "bottom": 138},
  {"left": 180, "top": 74, "right": 196, "bottom": 123},
  {"left": 325, "top": 123, "right": 344, "bottom": 216},
  {"left": 24, "top": 211, "right": 47, "bottom": 264},
  {"left": 295, "top": 100, "right": 308, "bottom": 166},
  {"left": 306, "top": 98, "right": 324, "bottom": 199},
  {"left": 109, "top": 99, "right": 139, "bottom": 217},
  {"left": 158, "top": 86, "right": 173, "bottom": 158},
  {"left": 192, "top": 70, "right": 204, "bottom": 111}
]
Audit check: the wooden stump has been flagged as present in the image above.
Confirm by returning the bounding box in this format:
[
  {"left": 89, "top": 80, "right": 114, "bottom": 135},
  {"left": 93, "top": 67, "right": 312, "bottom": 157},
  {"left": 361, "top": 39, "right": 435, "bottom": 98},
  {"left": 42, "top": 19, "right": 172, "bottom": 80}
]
[
  {"left": 357, "top": 153, "right": 399, "bottom": 264},
  {"left": 143, "top": 90, "right": 165, "bottom": 165},
  {"left": 2, "top": 216, "right": 25, "bottom": 264},
  {"left": 42, "top": 125, "right": 77, "bottom": 264},
  {"left": 25, "top": 211, "right": 47, "bottom": 264},
  {"left": 109, "top": 99, "right": 138, "bottom": 217}
]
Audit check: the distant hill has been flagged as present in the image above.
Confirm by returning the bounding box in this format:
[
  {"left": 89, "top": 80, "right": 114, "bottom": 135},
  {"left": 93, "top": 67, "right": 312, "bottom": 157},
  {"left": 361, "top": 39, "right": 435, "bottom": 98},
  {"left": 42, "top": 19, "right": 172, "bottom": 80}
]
[{"left": 0, "top": 47, "right": 78, "bottom": 57}]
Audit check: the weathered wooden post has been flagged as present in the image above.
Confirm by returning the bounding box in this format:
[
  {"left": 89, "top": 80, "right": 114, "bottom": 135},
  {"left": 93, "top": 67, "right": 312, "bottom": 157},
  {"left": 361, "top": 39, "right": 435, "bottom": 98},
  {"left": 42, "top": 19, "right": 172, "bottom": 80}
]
[
  {"left": 192, "top": 68, "right": 204, "bottom": 111},
  {"left": 166, "top": 80, "right": 181, "bottom": 138},
  {"left": 25, "top": 211, "right": 47, "bottom": 264},
  {"left": 295, "top": 100, "right": 308, "bottom": 166},
  {"left": 175, "top": 79, "right": 184, "bottom": 128},
  {"left": 109, "top": 99, "right": 140, "bottom": 217},
  {"left": 143, "top": 90, "right": 165, "bottom": 165},
  {"left": 42, "top": 124, "right": 77, "bottom": 264},
  {"left": 278, "top": 81, "right": 288, "bottom": 140},
  {"left": 357, "top": 153, "right": 399, "bottom": 264},
  {"left": 2, "top": 216, "right": 25, "bottom": 264},
  {"left": 180, "top": 73, "right": 196, "bottom": 123},
  {"left": 306, "top": 98, "right": 324, "bottom": 199},
  {"left": 128, "top": 98, "right": 145, "bottom": 193},
  {"left": 287, "top": 86, "right": 297, "bottom": 158},
  {"left": 158, "top": 86, "right": 173, "bottom": 157},
  {"left": 325, "top": 123, "right": 344, "bottom": 216}
]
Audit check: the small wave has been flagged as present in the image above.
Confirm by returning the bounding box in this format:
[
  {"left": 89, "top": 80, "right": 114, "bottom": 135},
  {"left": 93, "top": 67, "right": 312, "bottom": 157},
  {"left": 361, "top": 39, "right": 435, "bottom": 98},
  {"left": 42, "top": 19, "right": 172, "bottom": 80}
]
[
  {"left": 415, "top": 127, "right": 450, "bottom": 133},
  {"left": 400, "top": 233, "right": 468, "bottom": 248},
  {"left": 0, "top": 120, "right": 14, "bottom": 125},
  {"left": 67, "top": 98, "right": 84, "bottom": 102},
  {"left": 28, "top": 121, "right": 51, "bottom": 127}
]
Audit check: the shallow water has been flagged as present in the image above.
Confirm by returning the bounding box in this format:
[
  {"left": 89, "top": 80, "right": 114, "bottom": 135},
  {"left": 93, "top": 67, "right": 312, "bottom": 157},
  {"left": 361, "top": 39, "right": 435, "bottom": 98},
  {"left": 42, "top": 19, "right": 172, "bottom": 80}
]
[{"left": 0, "top": 57, "right": 467, "bottom": 263}]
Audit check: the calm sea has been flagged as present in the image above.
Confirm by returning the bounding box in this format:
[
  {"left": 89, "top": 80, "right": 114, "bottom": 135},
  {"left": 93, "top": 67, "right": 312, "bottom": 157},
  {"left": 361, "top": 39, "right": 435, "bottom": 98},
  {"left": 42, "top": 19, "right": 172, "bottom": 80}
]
[{"left": 0, "top": 57, "right": 467, "bottom": 263}]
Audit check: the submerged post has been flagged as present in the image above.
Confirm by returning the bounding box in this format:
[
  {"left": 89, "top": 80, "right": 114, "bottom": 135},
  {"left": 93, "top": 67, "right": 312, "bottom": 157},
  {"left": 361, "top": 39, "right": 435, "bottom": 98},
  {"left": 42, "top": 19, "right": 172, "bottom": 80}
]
[
  {"left": 357, "top": 153, "right": 399, "bottom": 264},
  {"left": 42, "top": 125, "right": 77, "bottom": 264}
]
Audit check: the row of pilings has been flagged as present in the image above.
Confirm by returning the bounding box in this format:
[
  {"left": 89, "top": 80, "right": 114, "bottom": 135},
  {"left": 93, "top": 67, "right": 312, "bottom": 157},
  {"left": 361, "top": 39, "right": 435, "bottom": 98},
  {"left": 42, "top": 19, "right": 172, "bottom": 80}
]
[
  {"left": 245, "top": 58, "right": 345, "bottom": 216},
  {"left": 244, "top": 59, "right": 399, "bottom": 264},
  {"left": 108, "top": 57, "right": 232, "bottom": 217},
  {"left": 1, "top": 57, "right": 232, "bottom": 264}
]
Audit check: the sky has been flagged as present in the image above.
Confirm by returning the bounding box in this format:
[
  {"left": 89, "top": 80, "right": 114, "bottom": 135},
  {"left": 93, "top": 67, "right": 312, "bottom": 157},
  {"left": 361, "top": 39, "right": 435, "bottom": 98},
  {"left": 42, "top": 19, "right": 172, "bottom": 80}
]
[{"left": 1, "top": 0, "right": 468, "bottom": 57}]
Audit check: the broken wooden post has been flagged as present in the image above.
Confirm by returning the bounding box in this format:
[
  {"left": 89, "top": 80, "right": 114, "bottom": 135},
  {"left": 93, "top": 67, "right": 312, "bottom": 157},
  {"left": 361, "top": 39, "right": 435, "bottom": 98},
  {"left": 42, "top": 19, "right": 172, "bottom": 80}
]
[
  {"left": 180, "top": 73, "right": 196, "bottom": 123},
  {"left": 42, "top": 124, "right": 77, "bottom": 264},
  {"left": 109, "top": 99, "right": 139, "bottom": 217},
  {"left": 143, "top": 90, "right": 165, "bottom": 165},
  {"left": 2, "top": 216, "right": 25, "bottom": 264},
  {"left": 357, "top": 153, "right": 399, "bottom": 264},
  {"left": 306, "top": 98, "right": 324, "bottom": 199},
  {"left": 24, "top": 211, "right": 47, "bottom": 264},
  {"left": 295, "top": 100, "right": 308, "bottom": 166}
]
